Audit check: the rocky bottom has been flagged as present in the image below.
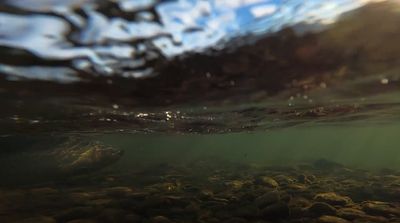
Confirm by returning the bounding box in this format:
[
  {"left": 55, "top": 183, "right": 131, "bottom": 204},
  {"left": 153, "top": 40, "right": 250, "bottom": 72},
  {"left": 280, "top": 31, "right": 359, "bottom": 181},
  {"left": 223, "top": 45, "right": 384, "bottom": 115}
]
[{"left": 1, "top": 159, "right": 400, "bottom": 223}]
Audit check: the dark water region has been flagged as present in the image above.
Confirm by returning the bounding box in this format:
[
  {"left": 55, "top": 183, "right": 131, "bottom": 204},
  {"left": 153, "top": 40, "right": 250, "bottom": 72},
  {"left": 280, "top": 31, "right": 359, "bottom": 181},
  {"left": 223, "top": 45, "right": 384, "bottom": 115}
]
[{"left": 2, "top": 0, "right": 400, "bottom": 223}]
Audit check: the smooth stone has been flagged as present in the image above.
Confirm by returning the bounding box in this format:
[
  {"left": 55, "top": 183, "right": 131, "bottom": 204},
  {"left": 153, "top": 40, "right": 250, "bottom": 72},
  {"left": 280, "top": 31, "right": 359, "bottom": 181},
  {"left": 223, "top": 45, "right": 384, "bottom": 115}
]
[
  {"left": 66, "top": 219, "right": 97, "bottom": 223},
  {"left": 105, "top": 187, "right": 133, "bottom": 197},
  {"left": 255, "top": 177, "right": 279, "bottom": 188},
  {"left": 214, "top": 209, "right": 232, "bottom": 219},
  {"left": 233, "top": 204, "right": 260, "bottom": 218},
  {"left": 30, "top": 187, "right": 58, "bottom": 195},
  {"left": 151, "top": 215, "right": 172, "bottom": 223},
  {"left": 98, "top": 208, "right": 127, "bottom": 222},
  {"left": 287, "top": 183, "right": 308, "bottom": 192},
  {"left": 314, "top": 192, "right": 352, "bottom": 206},
  {"left": 289, "top": 197, "right": 312, "bottom": 208},
  {"left": 362, "top": 201, "right": 400, "bottom": 217},
  {"left": 223, "top": 217, "right": 247, "bottom": 223},
  {"left": 274, "top": 175, "right": 295, "bottom": 185},
  {"left": 124, "top": 214, "right": 142, "bottom": 223},
  {"left": 225, "top": 180, "right": 245, "bottom": 190},
  {"left": 297, "top": 174, "right": 315, "bottom": 184},
  {"left": 87, "top": 199, "right": 113, "bottom": 207},
  {"left": 337, "top": 208, "right": 366, "bottom": 220},
  {"left": 308, "top": 202, "right": 337, "bottom": 216},
  {"left": 68, "top": 192, "right": 93, "bottom": 204},
  {"left": 352, "top": 215, "right": 388, "bottom": 223},
  {"left": 318, "top": 215, "right": 350, "bottom": 223},
  {"left": 261, "top": 202, "right": 290, "bottom": 219},
  {"left": 56, "top": 207, "right": 97, "bottom": 222},
  {"left": 255, "top": 191, "right": 280, "bottom": 208},
  {"left": 289, "top": 197, "right": 312, "bottom": 217},
  {"left": 19, "top": 216, "right": 56, "bottom": 223}
]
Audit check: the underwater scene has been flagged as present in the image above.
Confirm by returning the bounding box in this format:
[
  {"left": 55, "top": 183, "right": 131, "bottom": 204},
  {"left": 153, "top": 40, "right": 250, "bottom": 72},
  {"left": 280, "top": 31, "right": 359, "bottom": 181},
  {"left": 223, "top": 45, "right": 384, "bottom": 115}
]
[{"left": 1, "top": 0, "right": 400, "bottom": 222}]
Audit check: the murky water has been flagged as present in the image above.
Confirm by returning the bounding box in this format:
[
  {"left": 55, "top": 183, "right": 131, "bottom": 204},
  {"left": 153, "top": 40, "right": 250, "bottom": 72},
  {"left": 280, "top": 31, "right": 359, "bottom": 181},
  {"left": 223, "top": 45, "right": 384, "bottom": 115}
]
[{"left": 1, "top": 0, "right": 400, "bottom": 223}]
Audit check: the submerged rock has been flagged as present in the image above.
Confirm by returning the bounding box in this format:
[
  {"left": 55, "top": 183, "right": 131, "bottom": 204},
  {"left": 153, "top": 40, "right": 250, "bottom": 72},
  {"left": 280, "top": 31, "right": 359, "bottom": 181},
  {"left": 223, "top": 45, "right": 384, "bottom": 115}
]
[
  {"left": 362, "top": 201, "right": 400, "bottom": 217},
  {"left": 307, "top": 202, "right": 337, "bottom": 216},
  {"left": 261, "top": 202, "right": 290, "bottom": 219},
  {"left": 151, "top": 215, "right": 173, "bottom": 223},
  {"left": 255, "top": 177, "right": 279, "bottom": 188},
  {"left": 255, "top": 191, "right": 281, "bottom": 208},
  {"left": 314, "top": 193, "right": 352, "bottom": 206},
  {"left": 337, "top": 208, "right": 366, "bottom": 220},
  {"left": 19, "top": 216, "right": 56, "bottom": 223},
  {"left": 318, "top": 215, "right": 350, "bottom": 223}
]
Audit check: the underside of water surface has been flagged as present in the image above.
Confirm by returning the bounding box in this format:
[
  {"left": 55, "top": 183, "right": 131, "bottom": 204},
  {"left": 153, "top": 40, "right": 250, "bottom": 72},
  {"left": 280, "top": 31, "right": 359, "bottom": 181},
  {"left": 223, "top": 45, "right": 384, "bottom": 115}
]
[{"left": 1, "top": 0, "right": 400, "bottom": 223}]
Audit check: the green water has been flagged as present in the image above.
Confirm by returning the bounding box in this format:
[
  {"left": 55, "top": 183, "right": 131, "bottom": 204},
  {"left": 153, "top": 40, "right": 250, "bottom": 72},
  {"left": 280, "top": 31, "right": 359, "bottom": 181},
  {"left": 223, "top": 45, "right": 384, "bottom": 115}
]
[{"left": 102, "top": 124, "right": 400, "bottom": 171}]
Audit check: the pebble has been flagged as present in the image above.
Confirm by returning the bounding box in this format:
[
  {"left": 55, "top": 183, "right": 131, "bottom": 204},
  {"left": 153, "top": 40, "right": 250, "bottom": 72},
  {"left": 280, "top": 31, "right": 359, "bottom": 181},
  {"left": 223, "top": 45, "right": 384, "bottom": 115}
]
[
  {"left": 318, "top": 215, "right": 350, "bottom": 223},
  {"left": 287, "top": 183, "right": 308, "bottom": 192},
  {"left": 274, "top": 175, "right": 295, "bottom": 185},
  {"left": 151, "top": 215, "right": 172, "bottom": 223},
  {"left": 297, "top": 174, "right": 315, "bottom": 184},
  {"left": 261, "top": 202, "right": 290, "bottom": 219},
  {"left": 362, "top": 201, "right": 400, "bottom": 217},
  {"left": 56, "top": 207, "right": 97, "bottom": 222},
  {"left": 30, "top": 187, "right": 58, "bottom": 195},
  {"left": 66, "top": 219, "right": 97, "bottom": 223},
  {"left": 223, "top": 217, "right": 248, "bottom": 223},
  {"left": 105, "top": 187, "right": 133, "bottom": 197},
  {"left": 307, "top": 202, "right": 337, "bottom": 216},
  {"left": 19, "top": 216, "right": 56, "bottom": 223},
  {"left": 314, "top": 192, "right": 352, "bottom": 206},
  {"left": 337, "top": 207, "right": 366, "bottom": 220},
  {"left": 255, "top": 191, "right": 281, "bottom": 208},
  {"left": 256, "top": 176, "right": 279, "bottom": 188},
  {"left": 2, "top": 160, "right": 400, "bottom": 223},
  {"left": 225, "top": 180, "right": 245, "bottom": 190}
]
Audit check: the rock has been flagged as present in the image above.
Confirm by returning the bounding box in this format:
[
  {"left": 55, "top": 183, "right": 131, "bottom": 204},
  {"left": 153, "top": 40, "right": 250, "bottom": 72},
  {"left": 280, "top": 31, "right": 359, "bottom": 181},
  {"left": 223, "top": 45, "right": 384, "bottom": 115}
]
[
  {"left": 151, "top": 215, "right": 172, "bottom": 223},
  {"left": 337, "top": 208, "right": 366, "bottom": 220},
  {"left": 68, "top": 192, "right": 93, "bottom": 204},
  {"left": 318, "top": 215, "right": 350, "bottom": 223},
  {"left": 124, "top": 214, "right": 142, "bottom": 223},
  {"left": 289, "top": 197, "right": 312, "bottom": 217},
  {"left": 352, "top": 215, "right": 388, "bottom": 223},
  {"left": 307, "top": 202, "right": 337, "bottom": 216},
  {"left": 261, "top": 202, "right": 290, "bottom": 219},
  {"left": 56, "top": 207, "right": 97, "bottom": 222},
  {"left": 98, "top": 208, "right": 127, "bottom": 222},
  {"left": 297, "top": 174, "right": 315, "bottom": 184},
  {"left": 314, "top": 192, "right": 352, "bottom": 206},
  {"left": 87, "top": 199, "right": 113, "bottom": 207},
  {"left": 30, "top": 187, "right": 58, "bottom": 195},
  {"left": 255, "top": 177, "right": 279, "bottom": 188},
  {"left": 223, "top": 217, "right": 248, "bottom": 223},
  {"left": 105, "top": 187, "right": 133, "bottom": 197},
  {"left": 274, "top": 175, "right": 295, "bottom": 185},
  {"left": 66, "top": 219, "right": 97, "bottom": 223},
  {"left": 255, "top": 191, "right": 280, "bottom": 208},
  {"left": 362, "top": 201, "right": 400, "bottom": 217},
  {"left": 233, "top": 204, "right": 260, "bottom": 218},
  {"left": 225, "top": 180, "right": 245, "bottom": 190},
  {"left": 19, "top": 216, "right": 56, "bottom": 223},
  {"left": 286, "top": 183, "right": 308, "bottom": 192}
]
